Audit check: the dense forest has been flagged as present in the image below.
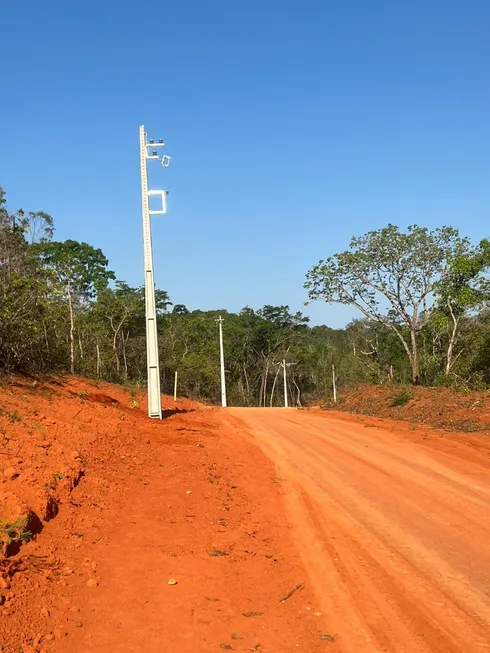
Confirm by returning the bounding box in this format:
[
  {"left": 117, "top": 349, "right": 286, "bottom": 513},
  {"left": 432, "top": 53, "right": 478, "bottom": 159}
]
[{"left": 2, "top": 186, "right": 490, "bottom": 405}]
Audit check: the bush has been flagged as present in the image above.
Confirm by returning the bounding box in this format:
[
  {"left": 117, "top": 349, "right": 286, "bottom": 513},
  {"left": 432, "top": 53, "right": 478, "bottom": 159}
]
[{"left": 390, "top": 389, "right": 412, "bottom": 407}]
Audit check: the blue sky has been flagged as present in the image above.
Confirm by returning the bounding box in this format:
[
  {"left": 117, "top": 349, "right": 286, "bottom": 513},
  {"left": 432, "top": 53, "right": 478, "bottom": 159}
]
[{"left": 1, "top": 0, "right": 489, "bottom": 327}]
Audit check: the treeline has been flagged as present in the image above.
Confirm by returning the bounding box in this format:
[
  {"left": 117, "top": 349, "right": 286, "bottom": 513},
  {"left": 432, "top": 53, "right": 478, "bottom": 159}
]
[{"left": 2, "top": 186, "right": 490, "bottom": 405}]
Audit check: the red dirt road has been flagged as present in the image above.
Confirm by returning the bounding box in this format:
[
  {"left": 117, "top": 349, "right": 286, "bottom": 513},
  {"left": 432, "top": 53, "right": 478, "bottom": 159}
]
[
  {"left": 225, "top": 408, "right": 490, "bottom": 653},
  {"left": 2, "top": 380, "right": 490, "bottom": 653}
]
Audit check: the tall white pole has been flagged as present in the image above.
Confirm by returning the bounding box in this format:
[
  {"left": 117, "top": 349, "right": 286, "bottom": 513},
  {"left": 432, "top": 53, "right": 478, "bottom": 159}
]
[
  {"left": 140, "top": 125, "right": 169, "bottom": 419},
  {"left": 283, "top": 358, "right": 289, "bottom": 408},
  {"left": 217, "top": 316, "right": 227, "bottom": 408},
  {"left": 332, "top": 363, "right": 337, "bottom": 404}
]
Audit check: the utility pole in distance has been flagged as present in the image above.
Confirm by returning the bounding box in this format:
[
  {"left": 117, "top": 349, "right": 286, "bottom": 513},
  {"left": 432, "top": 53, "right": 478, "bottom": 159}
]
[
  {"left": 282, "top": 358, "right": 288, "bottom": 408},
  {"left": 139, "top": 125, "right": 171, "bottom": 419},
  {"left": 217, "top": 316, "right": 227, "bottom": 408},
  {"left": 281, "top": 359, "right": 297, "bottom": 408}
]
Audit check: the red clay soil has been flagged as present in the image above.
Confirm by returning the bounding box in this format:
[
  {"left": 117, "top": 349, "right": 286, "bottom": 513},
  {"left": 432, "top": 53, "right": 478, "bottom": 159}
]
[
  {"left": 0, "top": 378, "right": 326, "bottom": 653},
  {"left": 320, "top": 383, "right": 490, "bottom": 432},
  {"left": 225, "top": 408, "right": 490, "bottom": 653},
  {"left": 2, "top": 378, "right": 490, "bottom": 653}
]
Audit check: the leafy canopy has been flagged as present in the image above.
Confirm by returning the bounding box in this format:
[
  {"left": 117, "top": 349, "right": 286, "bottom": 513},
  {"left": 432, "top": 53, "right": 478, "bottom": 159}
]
[
  {"left": 38, "top": 239, "right": 115, "bottom": 298},
  {"left": 305, "top": 224, "right": 470, "bottom": 327}
]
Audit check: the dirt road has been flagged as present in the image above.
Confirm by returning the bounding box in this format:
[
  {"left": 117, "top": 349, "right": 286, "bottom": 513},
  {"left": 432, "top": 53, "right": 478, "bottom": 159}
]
[
  {"left": 225, "top": 408, "right": 490, "bottom": 653},
  {"left": 3, "top": 380, "right": 490, "bottom": 653}
]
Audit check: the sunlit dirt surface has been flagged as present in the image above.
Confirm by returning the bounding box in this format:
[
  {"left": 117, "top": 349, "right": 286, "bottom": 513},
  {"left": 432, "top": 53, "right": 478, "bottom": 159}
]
[{"left": 226, "top": 407, "right": 490, "bottom": 653}]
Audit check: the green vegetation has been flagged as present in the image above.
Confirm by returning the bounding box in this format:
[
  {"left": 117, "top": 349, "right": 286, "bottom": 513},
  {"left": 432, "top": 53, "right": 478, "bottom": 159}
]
[
  {"left": 305, "top": 224, "right": 490, "bottom": 385},
  {"left": 8, "top": 410, "right": 23, "bottom": 423},
  {"left": 390, "top": 390, "right": 413, "bottom": 407},
  {"left": 0, "top": 517, "right": 33, "bottom": 545},
  {"left": 2, "top": 186, "right": 490, "bottom": 405}
]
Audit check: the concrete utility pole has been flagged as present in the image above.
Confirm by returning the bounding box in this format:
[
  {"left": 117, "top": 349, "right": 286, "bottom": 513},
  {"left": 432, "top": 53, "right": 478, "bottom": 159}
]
[
  {"left": 282, "top": 358, "right": 289, "bottom": 408},
  {"left": 280, "top": 359, "right": 298, "bottom": 408},
  {"left": 217, "top": 316, "right": 227, "bottom": 408},
  {"left": 139, "top": 125, "right": 171, "bottom": 419}
]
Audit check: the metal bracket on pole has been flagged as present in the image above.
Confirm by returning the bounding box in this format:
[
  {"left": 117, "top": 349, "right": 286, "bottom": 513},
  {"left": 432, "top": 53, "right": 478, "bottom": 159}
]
[{"left": 139, "top": 125, "right": 171, "bottom": 419}]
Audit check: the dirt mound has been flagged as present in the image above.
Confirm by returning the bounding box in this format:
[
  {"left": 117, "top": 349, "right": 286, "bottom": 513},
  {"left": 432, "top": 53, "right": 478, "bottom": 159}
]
[
  {"left": 0, "top": 377, "right": 323, "bottom": 653},
  {"left": 319, "top": 383, "right": 490, "bottom": 432},
  {"left": 0, "top": 376, "right": 202, "bottom": 649}
]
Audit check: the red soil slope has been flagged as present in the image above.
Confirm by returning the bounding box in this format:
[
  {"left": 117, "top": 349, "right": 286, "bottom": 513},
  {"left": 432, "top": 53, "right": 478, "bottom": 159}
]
[
  {"left": 320, "top": 383, "right": 490, "bottom": 432},
  {"left": 0, "top": 377, "right": 325, "bottom": 653}
]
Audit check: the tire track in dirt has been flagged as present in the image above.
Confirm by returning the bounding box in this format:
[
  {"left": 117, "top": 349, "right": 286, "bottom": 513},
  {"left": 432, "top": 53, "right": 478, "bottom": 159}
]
[{"left": 225, "top": 408, "right": 490, "bottom": 653}]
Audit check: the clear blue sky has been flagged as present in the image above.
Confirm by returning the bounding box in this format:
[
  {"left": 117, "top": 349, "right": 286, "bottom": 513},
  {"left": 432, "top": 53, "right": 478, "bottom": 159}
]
[{"left": 1, "top": 1, "right": 489, "bottom": 327}]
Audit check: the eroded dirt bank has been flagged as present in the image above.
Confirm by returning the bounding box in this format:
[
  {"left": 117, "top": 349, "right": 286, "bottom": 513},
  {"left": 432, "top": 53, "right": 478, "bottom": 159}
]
[
  {"left": 0, "top": 378, "right": 326, "bottom": 653},
  {"left": 319, "top": 383, "right": 490, "bottom": 432}
]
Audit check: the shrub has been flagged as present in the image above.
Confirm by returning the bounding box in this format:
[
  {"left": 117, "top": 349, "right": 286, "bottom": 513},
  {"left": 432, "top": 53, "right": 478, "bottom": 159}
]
[{"left": 390, "top": 389, "right": 412, "bottom": 407}]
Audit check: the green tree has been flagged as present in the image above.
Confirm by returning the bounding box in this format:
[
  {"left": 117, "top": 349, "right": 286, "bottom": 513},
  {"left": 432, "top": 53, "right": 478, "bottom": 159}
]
[
  {"left": 38, "top": 240, "right": 115, "bottom": 373},
  {"left": 242, "top": 306, "right": 309, "bottom": 406},
  {"left": 305, "top": 225, "right": 470, "bottom": 384},
  {"left": 434, "top": 239, "right": 490, "bottom": 376},
  {"left": 172, "top": 304, "right": 189, "bottom": 315},
  {"left": 94, "top": 282, "right": 171, "bottom": 379},
  {"left": 0, "top": 189, "right": 56, "bottom": 372}
]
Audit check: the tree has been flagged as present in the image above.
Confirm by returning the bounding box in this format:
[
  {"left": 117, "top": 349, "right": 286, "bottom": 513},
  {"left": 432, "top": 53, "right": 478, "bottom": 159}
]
[
  {"left": 305, "top": 225, "right": 470, "bottom": 384},
  {"left": 0, "top": 189, "right": 56, "bottom": 372},
  {"left": 8, "top": 182, "right": 490, "bottom": 401},
  {"left": 38, "top": 240, "right": 115, "bottom": 373},
  {"left": 172, "top": 304, "right": 189, "bottom": 315},
  {"left": 94, "top": 283, "right": 141, "bottom": 378},
  {"left": 434, "top": 239, "right": 490, "bottom": 376},
  {"left": 94, "top": 282, "right": 171, "bottom": 379},
  {"left": 244, "top": 306, "right": 309, "bottom": 406}
]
